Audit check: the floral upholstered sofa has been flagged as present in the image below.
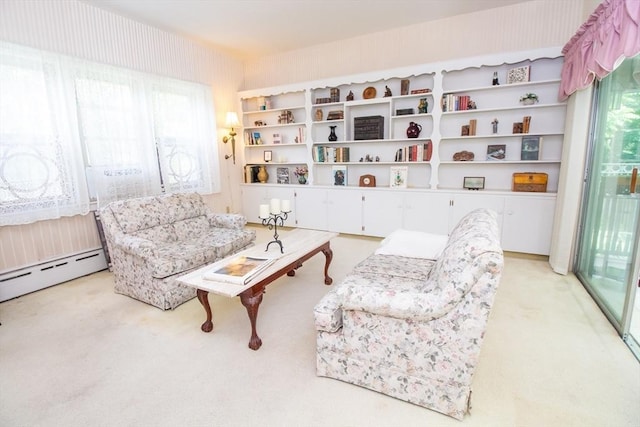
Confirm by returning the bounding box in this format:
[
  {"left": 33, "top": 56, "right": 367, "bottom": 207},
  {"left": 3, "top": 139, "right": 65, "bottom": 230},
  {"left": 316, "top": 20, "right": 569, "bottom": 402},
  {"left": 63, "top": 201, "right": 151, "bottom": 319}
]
[
  {"left": 99, "top": 192, "right": 255, "bottom": 310},
  {"left": 313, "top": 208, "right": 504, "bottom": 420}
]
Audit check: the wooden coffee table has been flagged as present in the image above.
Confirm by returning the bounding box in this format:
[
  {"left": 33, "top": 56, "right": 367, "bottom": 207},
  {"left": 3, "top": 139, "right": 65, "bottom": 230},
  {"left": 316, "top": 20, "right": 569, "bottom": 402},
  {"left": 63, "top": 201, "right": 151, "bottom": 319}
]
[{"left": 177, "top": 229, "right": 337, "bottom": 350}]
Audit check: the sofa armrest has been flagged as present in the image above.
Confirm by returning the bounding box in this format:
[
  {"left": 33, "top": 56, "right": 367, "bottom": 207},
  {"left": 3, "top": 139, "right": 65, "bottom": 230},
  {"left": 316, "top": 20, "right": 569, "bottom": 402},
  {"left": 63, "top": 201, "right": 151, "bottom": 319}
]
[
  {"left": 340, "top": 280, "right": 461, "bottom": 322},
  {"left": 111, "top": 234, "right": 156, "bottom": 259},
  {"left": 207, "top": 213, "right": 247, "bottom": 230},
  {"left": 314, "top": 287, "right": 344, "bottom": 332}
]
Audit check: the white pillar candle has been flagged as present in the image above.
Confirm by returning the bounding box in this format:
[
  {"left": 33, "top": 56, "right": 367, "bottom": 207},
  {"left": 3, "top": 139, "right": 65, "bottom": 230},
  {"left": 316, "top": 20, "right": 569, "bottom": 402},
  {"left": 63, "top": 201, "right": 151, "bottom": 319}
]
[
  {"left": 281, "top": 199, "right": 291, "bottom": 212},
  {"left": 259, "top": 204, "right": 270, "bottom": 219},
  {"left": 270, "top": 198, "right": 280, "bottom": 214}
]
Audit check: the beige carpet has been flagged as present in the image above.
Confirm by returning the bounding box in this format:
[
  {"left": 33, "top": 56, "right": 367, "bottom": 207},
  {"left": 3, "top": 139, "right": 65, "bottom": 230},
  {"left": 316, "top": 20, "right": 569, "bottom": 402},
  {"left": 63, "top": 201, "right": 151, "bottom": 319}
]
[{"left": 1, "top": 226, "right": 639, "bottom": 427}]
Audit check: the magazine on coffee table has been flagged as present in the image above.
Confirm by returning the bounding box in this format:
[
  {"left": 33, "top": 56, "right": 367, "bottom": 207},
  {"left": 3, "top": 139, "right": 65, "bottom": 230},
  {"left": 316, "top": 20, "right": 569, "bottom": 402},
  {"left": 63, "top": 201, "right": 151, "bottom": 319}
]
[{"left": 203, "top": 255, "right": 276, "bottom": 285}]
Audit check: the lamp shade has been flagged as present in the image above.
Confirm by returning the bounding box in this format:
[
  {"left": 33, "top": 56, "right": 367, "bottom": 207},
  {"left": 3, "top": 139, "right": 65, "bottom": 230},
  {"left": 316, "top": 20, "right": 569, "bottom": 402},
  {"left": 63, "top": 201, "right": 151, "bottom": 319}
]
[{"left": 225, "top": 112, "right": 240, "bottom": 128}]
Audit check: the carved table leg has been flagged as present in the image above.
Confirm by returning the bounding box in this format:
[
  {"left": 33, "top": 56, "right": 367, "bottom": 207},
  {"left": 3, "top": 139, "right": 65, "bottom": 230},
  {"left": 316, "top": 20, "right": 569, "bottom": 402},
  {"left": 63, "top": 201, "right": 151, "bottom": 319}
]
[
  {"left": 197, "top": 289, "right": 213, "bottom": 333},
  {"left": 239, "top": 287, "right": 265, "bottom": 350},
  {"left": 322, "top": 243, "right": 334, "bottom": 285}
]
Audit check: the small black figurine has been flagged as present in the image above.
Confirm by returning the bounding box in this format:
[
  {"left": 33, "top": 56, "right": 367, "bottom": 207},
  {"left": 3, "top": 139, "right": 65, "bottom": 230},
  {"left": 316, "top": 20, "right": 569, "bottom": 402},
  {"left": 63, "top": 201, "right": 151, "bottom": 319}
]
[
  {"left": 346, "top": 91, "right": 354, "bottom": 101},
  {"left": 384, "top": 86, "right": 392, "bottom": 97}
]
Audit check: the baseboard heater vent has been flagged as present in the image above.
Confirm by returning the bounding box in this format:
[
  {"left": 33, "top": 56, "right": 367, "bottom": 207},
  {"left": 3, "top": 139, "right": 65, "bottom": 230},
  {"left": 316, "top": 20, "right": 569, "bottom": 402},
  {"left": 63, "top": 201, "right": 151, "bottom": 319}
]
[{"left": 0, "top": 248, "right": 108, "bottom": 302}]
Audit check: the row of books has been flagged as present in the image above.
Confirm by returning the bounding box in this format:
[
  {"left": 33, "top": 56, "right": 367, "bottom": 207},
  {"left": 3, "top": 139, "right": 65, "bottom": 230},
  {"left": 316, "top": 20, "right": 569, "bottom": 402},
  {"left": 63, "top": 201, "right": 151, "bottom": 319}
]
[
  {"left": 442, "top": 94, "right": 475, "bottom": 112},
  {"left": 313, "top": 146, "right": 350, "bottom": 163},
  {"left": 394, "top": 141, "right": 433, "bottom": 162},
  {"left": 245, "top": 127, "right": 305, "bottom": 145}
]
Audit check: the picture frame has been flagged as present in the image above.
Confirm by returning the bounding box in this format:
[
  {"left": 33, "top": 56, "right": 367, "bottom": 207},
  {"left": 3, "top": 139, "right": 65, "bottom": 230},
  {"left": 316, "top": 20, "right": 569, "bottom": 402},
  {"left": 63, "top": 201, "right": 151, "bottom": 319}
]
[
  {"left": 332, "top": 165, "right": 347, "bottom": 186},
  {"left": 263, "top": 150, "right": 272, "bottom": 162},
  {"left": 521, "top": 135, "right": 542, "bottom": 161},
  {"left": 507, "top": 65, "right": 531, "bottom": 84},
  {"left": 487, "top": 144, "right": 506, "bottom": 161},
  {"left": 390, "top": 166, "right": 408, "bottom": 188},
  {"left": 272, "top": 133, "right": 281, "bottom": 144},
  {"left": 276, "top": 167, "right": 290, "bottom": 184},
  {"left": 463, "top": 176, "right": 485, "bottom": 190}
]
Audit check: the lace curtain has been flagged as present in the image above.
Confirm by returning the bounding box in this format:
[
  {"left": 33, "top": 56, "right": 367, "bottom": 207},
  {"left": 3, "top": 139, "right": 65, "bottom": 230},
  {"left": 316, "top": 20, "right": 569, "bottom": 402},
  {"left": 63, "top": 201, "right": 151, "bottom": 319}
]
[
  {"left": 559, "top": 0, "right": 640, "bottom": 100},
  {"left": 0, "top": 42, "right": 219, "bottom": 225},
  {"left": 0, "top": 43, "right": 90, "bottom": 225}
]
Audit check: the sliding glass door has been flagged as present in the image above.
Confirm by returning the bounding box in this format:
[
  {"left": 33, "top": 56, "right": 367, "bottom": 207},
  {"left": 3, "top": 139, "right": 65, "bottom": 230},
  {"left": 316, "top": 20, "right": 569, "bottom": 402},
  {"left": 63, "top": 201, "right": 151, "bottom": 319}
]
[{"left": 575, "top": 56, "right": 640, "bottom": 359}]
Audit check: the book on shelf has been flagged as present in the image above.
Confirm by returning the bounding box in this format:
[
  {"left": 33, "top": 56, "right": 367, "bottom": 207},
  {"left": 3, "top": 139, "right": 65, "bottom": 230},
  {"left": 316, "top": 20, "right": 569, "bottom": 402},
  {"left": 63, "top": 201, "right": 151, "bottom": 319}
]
[
  {"left": 332, "top": 165, "right": 347, "bottom": 186},
  {"left": 522, "top": 116, "right": 532, "bottom": 133},
  {"left": 244, "top": 165, "right": 260, "bottom": 183},
  {"left": 203, "top": 255, "right": 277, "bottom": 285},
  {"left": 487, "top": 144, "right": 506, "bottom": 161},
  {"left": 521, "top": 135, "right": 542, "bottom": 161},
  {"left": 394, "top": 140, "right": 432, "bottom": 162},
  {"left": 277, "top": 167, "right": 290, "bottom": 184}
]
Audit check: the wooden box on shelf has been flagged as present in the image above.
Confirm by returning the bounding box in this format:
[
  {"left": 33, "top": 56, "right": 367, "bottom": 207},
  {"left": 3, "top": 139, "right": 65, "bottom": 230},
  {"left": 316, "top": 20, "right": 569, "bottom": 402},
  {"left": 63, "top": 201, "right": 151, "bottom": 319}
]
[{"left": 512, "top": 172, "right": 548, "bottom": 192}]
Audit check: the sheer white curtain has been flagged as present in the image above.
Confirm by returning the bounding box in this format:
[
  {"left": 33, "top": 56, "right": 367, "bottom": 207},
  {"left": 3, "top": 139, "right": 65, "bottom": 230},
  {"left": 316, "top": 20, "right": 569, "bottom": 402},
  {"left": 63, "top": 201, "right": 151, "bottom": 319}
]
[
  {"left": 74, "top": 64, "right": 163, "bottom": 207},
  {"left": 0, "top": 41, "right": 220, "bottom": 224},
  {"left": 151, "top": 79, "right": 218, "bottom": 195},
  {"left": 0, "top": 43, "right": 90, "bottom": 225}
]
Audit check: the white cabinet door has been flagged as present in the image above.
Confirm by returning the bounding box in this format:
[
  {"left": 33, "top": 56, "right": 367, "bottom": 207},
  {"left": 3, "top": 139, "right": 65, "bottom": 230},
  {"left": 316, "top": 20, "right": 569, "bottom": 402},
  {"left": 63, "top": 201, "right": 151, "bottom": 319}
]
[
  {"left": 294, "top": 187, "right": 328, "bottom": 230},
  {"left": 404, "top": 192, "right": 451, "bottom": 234},
  {"left": 362, "top": 190, "right": 404, "bottom": 237},
  {"left": 241, "top": 186, "right": 269, "bottom": 223},
  {"left": 451, "top": 193, "right": 505, "bottom": 234},
  {"left": 502, "top": 195, "right": 556, "bottom": 255},
  {"left": 327, "top": 189, "right": 363, "bottom": 235}
]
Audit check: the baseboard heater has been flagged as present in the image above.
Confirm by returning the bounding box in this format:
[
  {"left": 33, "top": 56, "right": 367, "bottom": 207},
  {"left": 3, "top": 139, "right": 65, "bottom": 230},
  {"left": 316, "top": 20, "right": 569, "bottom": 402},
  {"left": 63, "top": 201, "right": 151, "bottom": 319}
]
[{"left": 0, "top": 248, "right": 108, "bottom": 302}]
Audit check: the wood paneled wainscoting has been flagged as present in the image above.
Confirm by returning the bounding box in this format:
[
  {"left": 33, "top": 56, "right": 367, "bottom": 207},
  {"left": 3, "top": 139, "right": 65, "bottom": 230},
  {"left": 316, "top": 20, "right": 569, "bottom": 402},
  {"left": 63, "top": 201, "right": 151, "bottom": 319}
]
[{"left": 0, "top": 213, "right": 108, "bottom": 302}]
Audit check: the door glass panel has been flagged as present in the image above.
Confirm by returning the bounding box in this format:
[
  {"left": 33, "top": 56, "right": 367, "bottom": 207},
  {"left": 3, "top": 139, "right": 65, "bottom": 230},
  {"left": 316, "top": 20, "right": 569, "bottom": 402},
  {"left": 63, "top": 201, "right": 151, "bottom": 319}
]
[{"left": 575, "top": 57, "right": 640, "bottom": 329}]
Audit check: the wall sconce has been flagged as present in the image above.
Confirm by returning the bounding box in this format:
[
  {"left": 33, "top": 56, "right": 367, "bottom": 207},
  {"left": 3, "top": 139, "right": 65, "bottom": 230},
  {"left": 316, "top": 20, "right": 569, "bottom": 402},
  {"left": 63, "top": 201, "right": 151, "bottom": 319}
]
[{"left": 223, "top": 111, "right": 240, "bottom": 164}]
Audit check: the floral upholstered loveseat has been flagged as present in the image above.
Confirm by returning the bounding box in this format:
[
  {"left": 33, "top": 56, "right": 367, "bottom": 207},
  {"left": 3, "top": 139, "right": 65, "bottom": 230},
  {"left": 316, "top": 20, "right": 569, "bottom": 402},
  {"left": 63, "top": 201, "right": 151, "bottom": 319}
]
[
  {"left": 99, "top": 192, "right": 255, "bottom": 310},
  {"left": 313, "top": 208, "right": 504, "bottom": 420}
]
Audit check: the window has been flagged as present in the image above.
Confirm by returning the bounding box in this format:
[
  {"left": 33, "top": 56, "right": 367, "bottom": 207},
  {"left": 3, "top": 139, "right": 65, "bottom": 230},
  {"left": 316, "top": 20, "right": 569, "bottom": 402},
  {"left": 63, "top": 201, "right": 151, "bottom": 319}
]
[{"left": 0, "top": 42, "right": 219, "bottom": 225}]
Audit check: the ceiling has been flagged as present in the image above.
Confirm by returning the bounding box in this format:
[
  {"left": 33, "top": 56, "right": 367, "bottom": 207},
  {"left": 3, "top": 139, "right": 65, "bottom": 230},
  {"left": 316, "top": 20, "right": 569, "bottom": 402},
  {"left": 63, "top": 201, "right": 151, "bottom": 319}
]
[{"left": 82, "top": 0, "right": 535, "bottom": 59}]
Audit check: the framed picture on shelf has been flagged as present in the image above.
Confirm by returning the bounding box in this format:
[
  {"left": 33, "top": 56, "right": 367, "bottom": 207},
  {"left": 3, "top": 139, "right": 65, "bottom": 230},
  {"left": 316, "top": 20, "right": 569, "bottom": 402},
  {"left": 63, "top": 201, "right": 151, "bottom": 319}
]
[
  {"left": 332, "top": 165, "right": 347, "bottom": 186},
  {"left": 507, "top": 65, "right": 531, "bottom": 84},
  {"left": 276, "top": 167, "right": 290, "bottom": 184},
  {"left": 463, "top": 176, "right": 485, "bottom": 190},
  {"left": 521, "top": 135, "right": 542, "bottom": 160},
  {"left": 253, "top": 131, "right": 262, "bottom": 145},
  {"left": 486, "top": 144, "right": 506, "bottom": 161},
  {"left": 264, "top": 150, "right": 272, "bottom": 162},
  {"left": 390, "top": 166, "right": 408, "bottom": 188},
  {"left": 272, "top": 133, "right": 281, "bottom": 144}
]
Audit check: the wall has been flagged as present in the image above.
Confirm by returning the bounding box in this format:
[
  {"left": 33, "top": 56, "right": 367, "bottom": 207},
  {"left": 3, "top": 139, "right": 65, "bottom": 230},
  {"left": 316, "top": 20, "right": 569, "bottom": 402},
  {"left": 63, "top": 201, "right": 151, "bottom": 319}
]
[
  {"left": 0, "top": 0, "right": 244, "bottom": 271},
  {"left": 242, "top": 0, "right": 586, "bottom": 90}
]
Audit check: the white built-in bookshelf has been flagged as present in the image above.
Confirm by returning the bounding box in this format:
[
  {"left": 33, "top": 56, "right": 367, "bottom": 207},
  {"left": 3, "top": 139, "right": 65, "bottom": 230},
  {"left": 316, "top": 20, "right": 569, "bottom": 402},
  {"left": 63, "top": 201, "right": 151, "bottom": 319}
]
[{"left": 237, "top": 47, "right": 566, "bottom": 255}]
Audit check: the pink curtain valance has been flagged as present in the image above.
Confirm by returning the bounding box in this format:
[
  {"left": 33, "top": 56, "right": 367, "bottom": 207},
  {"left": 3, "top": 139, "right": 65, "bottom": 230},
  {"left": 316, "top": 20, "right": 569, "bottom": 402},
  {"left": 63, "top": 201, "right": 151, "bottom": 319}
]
[{"left": 559, "top": 0, "right": 640, "bottom": 100}]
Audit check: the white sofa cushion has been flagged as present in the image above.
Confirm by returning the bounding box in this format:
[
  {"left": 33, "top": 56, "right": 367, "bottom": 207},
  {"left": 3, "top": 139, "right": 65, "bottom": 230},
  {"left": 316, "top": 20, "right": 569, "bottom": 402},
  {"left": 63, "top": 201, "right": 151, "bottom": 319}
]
[{"left": 375, "top": 229, "right": 448, "bottom": 259}]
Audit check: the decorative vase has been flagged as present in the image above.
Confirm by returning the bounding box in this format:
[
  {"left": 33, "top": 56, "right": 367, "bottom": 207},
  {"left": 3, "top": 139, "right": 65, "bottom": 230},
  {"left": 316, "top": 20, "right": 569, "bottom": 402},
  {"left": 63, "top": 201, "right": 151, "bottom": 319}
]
[
  {"left": 298, "top": 175, "right": 307, "bottom": 185},
  {"left": 328, "top": 125, "right": 338, "bottom": 142},
  {"left": 406, "top": 121, "right": 422, "bottom": 138},
  {"left": 257, "top": 166, "right": 269, "bottom": 183}
]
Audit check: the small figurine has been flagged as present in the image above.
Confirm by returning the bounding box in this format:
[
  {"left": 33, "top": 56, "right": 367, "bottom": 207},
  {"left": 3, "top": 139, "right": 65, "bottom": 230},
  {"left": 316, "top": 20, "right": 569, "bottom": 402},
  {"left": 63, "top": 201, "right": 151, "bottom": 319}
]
[
  {"left": 491, "top": 118, "right": 499, "bottom": 134},
  {"left": 346, "top": 91, "right": 354, "bottom": 101},
  {"left": 384, "top": 86, "right": 392, "bottom": 97},
  {"left": 375, "top": 156, "right": 380, "bottom": 162},
  {"left": 492, "top": 71, "right": 500, "bottom": 86}
]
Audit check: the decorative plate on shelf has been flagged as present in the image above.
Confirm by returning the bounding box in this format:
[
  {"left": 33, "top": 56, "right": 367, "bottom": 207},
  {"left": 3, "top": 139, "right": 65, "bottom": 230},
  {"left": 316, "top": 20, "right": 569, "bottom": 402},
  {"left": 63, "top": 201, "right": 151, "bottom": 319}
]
[{"left": 363, "top": 87, "right": 376, "bottom": 99}]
